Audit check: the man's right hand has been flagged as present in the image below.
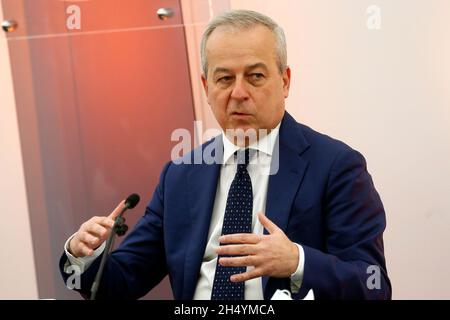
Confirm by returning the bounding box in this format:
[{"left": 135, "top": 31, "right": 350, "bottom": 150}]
[{"left": 68, "top": 200, "right": 126, "bottom": 258}]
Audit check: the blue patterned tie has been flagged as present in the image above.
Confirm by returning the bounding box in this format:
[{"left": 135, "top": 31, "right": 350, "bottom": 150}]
[{"left": 211, "top": 149, "right": 253, "bottom": 300}]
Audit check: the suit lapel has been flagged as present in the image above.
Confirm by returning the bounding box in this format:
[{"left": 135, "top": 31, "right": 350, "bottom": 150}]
[
  {"left": 262, "top": 112, "right": 310, "bottom": 297},
  {"left": 182, "top": 137, "right": 222, "bottom": 299}
]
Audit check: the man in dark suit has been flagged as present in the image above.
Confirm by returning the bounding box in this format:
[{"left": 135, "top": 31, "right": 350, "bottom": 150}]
[{"left": 60, "top": 9, "right": 391, "bottom": 300}]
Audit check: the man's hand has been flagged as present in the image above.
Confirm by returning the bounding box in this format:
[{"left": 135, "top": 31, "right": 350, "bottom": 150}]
[
  {"left": 68, "top": 200, "right": 126, "bottom": 258},
  {"left": 215, "top": 212, "right": 299, "bottom": 282}
]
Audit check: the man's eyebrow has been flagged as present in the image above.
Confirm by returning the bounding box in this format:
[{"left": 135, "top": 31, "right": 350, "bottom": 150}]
[
  {"left": 212, "top": 63, "right": 269, "bottom": 75},
  {"left": 212, "top": 67, "right": 231, "bottom": 75}
]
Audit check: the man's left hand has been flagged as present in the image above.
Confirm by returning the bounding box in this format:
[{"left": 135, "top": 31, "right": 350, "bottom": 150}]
[{"left": 216, "top": 212, "right": 299, "bottom": 282}]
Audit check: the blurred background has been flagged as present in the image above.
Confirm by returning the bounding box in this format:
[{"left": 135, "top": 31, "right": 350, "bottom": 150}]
[{"left": 1, "top": 0, "right": 449, "bottom": 299}]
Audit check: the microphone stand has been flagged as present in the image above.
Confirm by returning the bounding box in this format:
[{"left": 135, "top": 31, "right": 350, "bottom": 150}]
[{"left": 90, "top": 207, "right": 129, "bottom": 300}]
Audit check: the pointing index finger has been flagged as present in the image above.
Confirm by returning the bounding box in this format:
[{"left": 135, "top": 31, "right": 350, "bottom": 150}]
[{"left": 108, "top": 200, "right": 126, "bottom": 220}]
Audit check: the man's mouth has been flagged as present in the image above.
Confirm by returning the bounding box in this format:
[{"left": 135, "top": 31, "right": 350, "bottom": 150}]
[{"left": 231, "top": 112, "right": 252, "bottom": 116}]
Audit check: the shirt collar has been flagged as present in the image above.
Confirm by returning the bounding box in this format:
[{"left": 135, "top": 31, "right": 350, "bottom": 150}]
[{"left": 221, "top": 121, "right": 281, "bottom": 165}]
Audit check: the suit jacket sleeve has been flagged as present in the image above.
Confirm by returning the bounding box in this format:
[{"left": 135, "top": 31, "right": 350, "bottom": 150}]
[
  {"left": 296, "top": 149, "right": 392, "bottom": 300},
  {"left": 59, "top": 162, "right": 172, "bottom": 299}
]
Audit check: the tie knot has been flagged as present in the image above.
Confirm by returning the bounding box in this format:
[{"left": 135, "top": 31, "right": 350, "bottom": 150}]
[{"left": 235, "top": 149, "right": 253, "bottom": 172}]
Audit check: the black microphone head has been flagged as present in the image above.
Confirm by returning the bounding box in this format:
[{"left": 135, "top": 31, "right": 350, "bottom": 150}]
[{"left": 125, "top": 193, "right": 140, "bottom": 209}]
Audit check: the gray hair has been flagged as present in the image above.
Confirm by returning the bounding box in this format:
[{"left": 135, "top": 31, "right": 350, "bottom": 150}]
[{"left": 200, "top": 10, "right": 287, "bottom": 78}]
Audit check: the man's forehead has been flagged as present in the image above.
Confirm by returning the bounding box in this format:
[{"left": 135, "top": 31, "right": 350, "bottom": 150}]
[{"left": 205, "top": 25, "right": 278, "bottom": 75}]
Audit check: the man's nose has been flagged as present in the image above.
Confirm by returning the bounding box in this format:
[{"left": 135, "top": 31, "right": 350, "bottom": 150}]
[{"left": 230, "top": 78, "right": 250, "bottom": 100}]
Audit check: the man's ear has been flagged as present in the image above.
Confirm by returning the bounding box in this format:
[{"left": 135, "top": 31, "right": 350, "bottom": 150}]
[
  {"left": 201, "top": 74, "right": 209, "bottom": 100},
  {"left": 283, "top": 66, "right": 291, "bottom": 98}
]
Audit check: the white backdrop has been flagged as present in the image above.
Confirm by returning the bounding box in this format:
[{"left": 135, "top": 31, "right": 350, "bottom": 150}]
[{"left": 0, "top": 4, "right": 38, "bottom": 299}]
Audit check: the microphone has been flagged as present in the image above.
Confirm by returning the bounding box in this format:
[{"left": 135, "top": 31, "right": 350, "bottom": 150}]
[
  {"left": 90, "top": 193, "right": 140, "bottom": 300},
  {"left": 124, "top": 193, "right": 140, "bottom": 209}
]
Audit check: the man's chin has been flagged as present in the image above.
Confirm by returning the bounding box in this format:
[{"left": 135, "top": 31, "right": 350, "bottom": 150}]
[
  {"left": 223, "top": 124, "right": 263, "bottom": 147},
  {"left": 224, "top": 124, "right": 257, "bottom": 134}
]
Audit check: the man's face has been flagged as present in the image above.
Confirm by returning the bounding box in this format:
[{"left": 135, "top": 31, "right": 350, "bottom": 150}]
[{"left": 202, "top": 25, "right": 291, "bottom": 139}]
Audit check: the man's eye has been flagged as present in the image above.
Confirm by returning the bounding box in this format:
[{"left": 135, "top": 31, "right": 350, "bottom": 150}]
[
  {"left": 218, "top": 76, "right": 233, "bottom": 83},
  {"left": 250, "top": 73, "right": 265, "bottom": 80}
]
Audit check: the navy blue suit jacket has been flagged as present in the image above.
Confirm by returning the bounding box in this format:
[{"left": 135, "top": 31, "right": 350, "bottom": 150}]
[{"left": 60, "top": 112, "right": 391, "bottom": 299}]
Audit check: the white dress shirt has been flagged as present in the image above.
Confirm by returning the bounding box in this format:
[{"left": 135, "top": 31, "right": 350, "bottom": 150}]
[{"left": 64, "top": 121, "right": 305, "bottom": 299}]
